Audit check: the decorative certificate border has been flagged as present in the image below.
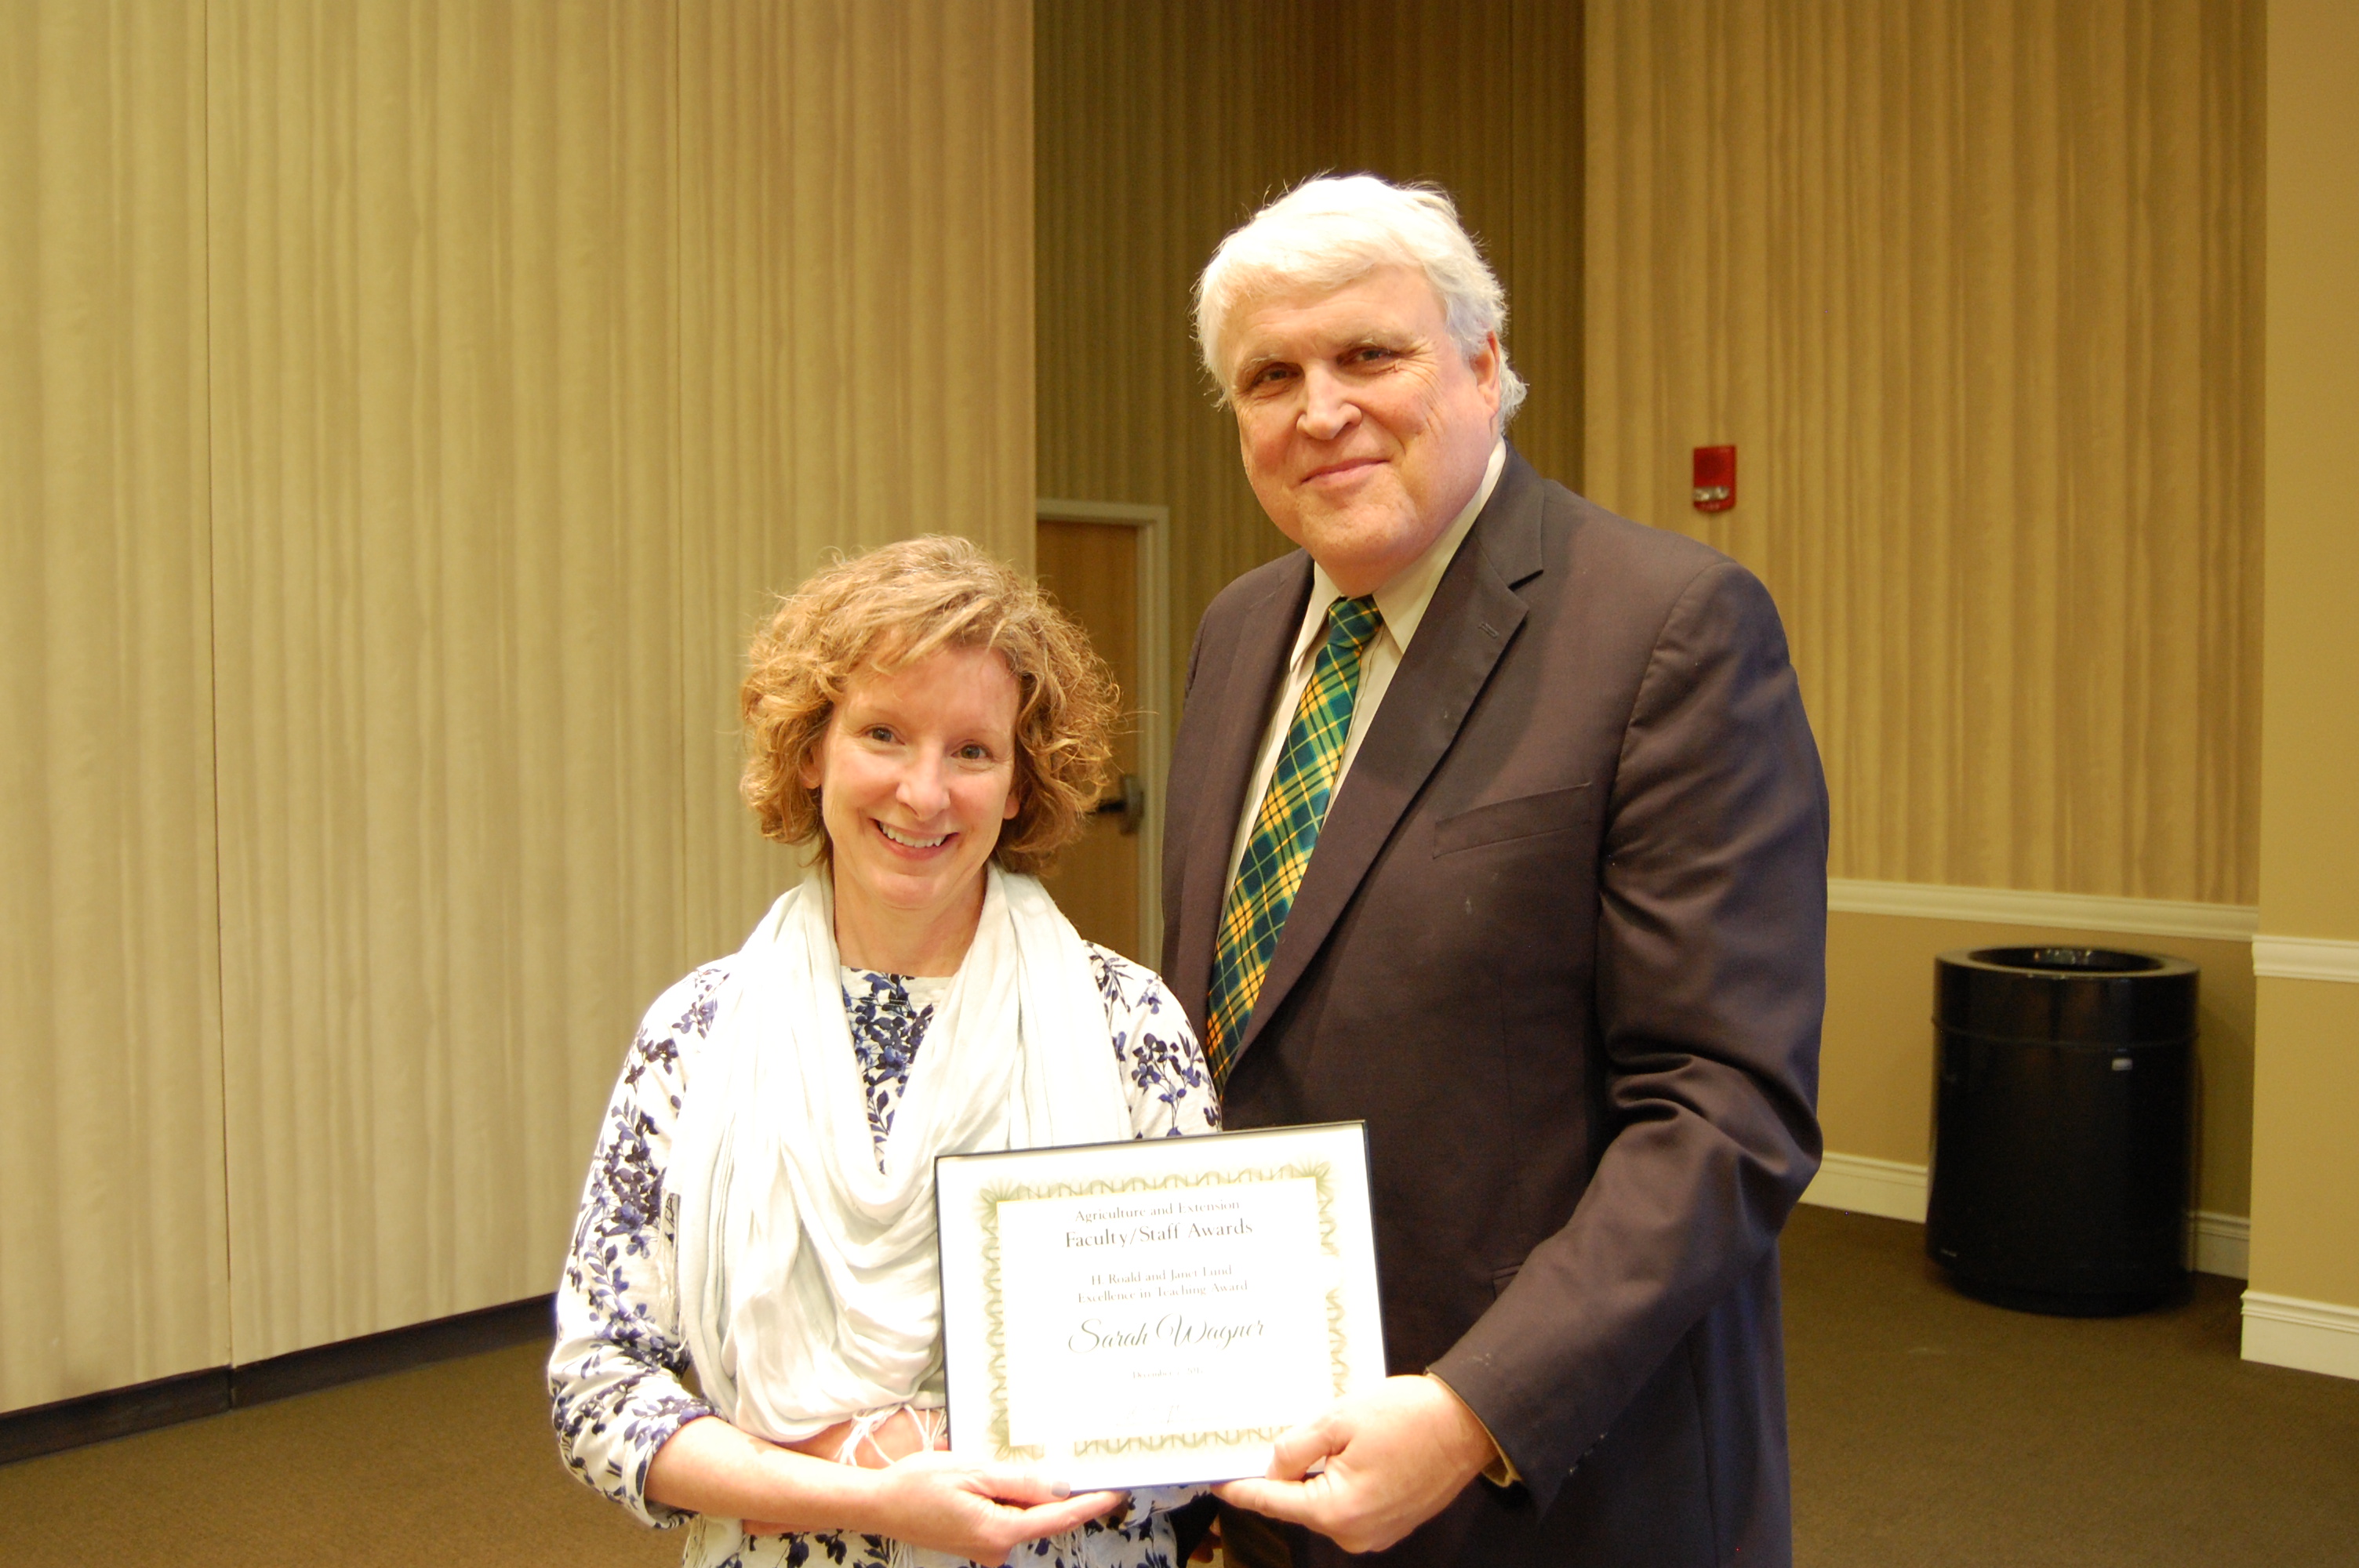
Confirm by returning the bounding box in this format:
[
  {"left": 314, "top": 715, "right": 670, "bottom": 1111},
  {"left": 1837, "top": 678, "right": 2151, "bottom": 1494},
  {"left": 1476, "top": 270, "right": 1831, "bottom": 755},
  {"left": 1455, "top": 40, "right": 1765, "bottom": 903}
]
[
  {"left": 934, "top": 1121, "right": 1383, "bottom": 1487},
  {"left": 973, "top": 1164, "right": 1347, "bottom": 1462}
]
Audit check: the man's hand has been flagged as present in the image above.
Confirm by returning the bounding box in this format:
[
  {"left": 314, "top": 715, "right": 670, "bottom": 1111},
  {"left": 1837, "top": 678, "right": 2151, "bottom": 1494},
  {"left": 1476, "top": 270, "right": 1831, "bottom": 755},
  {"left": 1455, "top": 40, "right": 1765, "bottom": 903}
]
[{"left": 1215, "top": 1374, "right": 1495, "bottom": 1554}]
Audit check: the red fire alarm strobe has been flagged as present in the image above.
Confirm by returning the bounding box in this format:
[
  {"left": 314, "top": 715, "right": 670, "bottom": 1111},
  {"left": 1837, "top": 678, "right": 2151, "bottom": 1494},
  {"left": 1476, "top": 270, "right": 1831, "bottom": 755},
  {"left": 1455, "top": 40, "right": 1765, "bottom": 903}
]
[{"left": 1693, "top": 445, "right": 1736, "bottom": 512}]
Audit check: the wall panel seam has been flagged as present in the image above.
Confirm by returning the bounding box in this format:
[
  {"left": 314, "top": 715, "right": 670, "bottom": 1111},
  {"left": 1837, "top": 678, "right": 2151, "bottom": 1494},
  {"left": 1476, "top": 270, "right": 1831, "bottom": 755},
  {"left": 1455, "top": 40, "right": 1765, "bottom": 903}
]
[
  {"left": 673, "top": 0, "right": 689, "bottom": 980},
  {"left": 200, "top": 0, "right": 238, "bottom": 1372}
]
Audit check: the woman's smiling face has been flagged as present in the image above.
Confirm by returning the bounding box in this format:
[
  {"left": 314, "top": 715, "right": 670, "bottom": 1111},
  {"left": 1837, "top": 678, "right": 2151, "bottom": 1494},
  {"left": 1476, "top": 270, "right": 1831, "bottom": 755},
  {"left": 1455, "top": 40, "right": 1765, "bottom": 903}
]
[{"left": 801, "top": 644, "right": 1023, "bottom": 974}]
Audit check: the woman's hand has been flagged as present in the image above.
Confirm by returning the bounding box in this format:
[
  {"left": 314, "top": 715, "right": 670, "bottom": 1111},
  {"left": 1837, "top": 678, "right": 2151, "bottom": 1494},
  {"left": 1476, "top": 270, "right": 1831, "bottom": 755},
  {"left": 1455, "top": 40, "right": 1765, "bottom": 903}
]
[
  {"left": 858, "top": 1452, "right": 1124, "bottom": 1566},
  {"left": 649, "top": 1410, "right": 1121, "bottom": 1563},
  {"left": 738, "top": 1414, "right": 1125, "bottom": 1559}
]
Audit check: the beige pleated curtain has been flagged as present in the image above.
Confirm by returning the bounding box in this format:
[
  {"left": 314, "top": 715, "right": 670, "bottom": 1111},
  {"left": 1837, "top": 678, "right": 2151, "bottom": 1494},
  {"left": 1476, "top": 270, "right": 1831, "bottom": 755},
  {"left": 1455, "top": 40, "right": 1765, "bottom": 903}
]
[
  {"left": 1035, "top": 0, "right": 1588, "bottom": 725},
  {"left": 8, "top": 0, "right": 2270, "bottom": 1418},
  {"left": 1, "top": 0, "right": 1032, "bottom": 1414},
  {"left": 1, "top": 0, "right": 231, "bottom": 1413},
  {"left": 1039, "top": 0, "right": 2263, "bottom": 915},
  {"left": 1583, "top": 0, "right": 2263, "bottom": 906}
]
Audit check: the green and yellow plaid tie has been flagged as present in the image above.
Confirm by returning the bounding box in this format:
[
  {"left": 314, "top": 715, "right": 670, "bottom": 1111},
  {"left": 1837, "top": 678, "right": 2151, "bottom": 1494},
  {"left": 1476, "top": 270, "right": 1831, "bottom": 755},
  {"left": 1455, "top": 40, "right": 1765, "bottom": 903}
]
[{"left": 1205, "top": 594, "right": 1385, "bottom": 1084}]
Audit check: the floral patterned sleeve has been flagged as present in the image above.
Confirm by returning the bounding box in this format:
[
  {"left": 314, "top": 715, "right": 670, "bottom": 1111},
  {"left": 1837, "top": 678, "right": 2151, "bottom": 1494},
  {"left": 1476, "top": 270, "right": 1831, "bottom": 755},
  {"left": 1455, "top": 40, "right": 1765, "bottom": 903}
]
[
  {"left": 1089, "top": 945, "right": 1221, "bottom": 1139},
  {"left": 548, "top": 960, "right": 732, "bottom": 1528}
]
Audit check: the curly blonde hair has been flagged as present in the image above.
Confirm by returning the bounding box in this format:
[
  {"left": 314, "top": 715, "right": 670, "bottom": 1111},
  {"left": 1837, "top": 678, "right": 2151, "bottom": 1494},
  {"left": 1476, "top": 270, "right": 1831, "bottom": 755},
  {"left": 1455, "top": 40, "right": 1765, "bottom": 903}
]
[{"left": 740, "top": 535, "right": 1119, "bottom": 877}]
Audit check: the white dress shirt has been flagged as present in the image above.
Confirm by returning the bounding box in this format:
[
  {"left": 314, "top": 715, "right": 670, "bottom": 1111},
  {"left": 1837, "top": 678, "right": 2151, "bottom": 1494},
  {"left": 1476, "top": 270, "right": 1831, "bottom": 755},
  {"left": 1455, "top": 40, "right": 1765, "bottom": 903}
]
[{"left": 1223, "top": 440, "right": 1508, "bottom": 894}]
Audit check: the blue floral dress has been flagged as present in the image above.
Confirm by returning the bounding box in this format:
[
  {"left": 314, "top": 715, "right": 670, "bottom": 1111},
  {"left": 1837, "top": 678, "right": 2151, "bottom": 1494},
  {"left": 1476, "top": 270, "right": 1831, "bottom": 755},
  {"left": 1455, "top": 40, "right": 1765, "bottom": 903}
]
[{"left": 551, "top": 943, "right": 1219, "bottom": 1568}]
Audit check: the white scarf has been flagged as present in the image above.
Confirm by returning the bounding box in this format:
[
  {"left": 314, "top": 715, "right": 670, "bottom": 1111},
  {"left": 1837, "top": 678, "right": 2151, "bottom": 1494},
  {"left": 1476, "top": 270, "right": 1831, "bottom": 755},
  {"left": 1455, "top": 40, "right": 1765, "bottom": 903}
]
[{"left": 673, "top": 863, "right": 1130, "bottom": 1448}]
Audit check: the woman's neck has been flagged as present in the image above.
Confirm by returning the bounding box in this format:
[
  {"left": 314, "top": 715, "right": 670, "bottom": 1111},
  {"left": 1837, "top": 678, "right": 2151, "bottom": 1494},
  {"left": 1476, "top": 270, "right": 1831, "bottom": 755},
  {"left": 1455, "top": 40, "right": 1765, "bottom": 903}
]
[{"left": 828, "top": 870, "right": 986, "bottom": 977}]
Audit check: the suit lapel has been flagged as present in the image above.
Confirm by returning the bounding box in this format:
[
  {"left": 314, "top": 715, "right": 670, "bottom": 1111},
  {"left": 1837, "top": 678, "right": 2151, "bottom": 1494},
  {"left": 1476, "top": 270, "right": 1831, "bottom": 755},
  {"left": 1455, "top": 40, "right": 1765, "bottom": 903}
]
[
  {"left": 1235, "top": 453, "right": 1549, "bottom": 1062},
  {"left": 1171, "top": 557, "right": 1313, "bottom": 1033}
]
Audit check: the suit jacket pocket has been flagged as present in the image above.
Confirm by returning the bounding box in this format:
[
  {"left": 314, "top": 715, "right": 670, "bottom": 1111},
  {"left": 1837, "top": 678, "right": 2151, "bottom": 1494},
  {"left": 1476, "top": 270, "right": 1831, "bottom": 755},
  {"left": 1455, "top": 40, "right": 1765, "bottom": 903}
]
[{"left": 1433, "top": 783, "right": 1594, "bottom": 856}]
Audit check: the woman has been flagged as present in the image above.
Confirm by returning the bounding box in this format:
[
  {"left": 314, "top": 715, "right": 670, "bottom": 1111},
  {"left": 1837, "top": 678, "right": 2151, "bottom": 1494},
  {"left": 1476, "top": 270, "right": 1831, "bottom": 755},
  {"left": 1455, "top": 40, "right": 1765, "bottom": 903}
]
[{"left": 551, "top": 536, "right": 1218, "bottom": 1568}]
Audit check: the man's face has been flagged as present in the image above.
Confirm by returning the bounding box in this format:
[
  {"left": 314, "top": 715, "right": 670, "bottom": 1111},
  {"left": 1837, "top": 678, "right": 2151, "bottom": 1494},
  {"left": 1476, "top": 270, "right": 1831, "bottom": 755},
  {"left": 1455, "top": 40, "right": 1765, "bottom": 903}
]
[{"left": 1224, "top": 265, "right": 1502, "bottom": 597}]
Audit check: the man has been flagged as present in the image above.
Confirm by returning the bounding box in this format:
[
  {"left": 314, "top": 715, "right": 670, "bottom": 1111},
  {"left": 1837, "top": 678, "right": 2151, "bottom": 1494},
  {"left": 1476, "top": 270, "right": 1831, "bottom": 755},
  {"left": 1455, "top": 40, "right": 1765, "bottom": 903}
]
[{"left": 1160, "top": 176, "right": 1828, "bottom": 1568}]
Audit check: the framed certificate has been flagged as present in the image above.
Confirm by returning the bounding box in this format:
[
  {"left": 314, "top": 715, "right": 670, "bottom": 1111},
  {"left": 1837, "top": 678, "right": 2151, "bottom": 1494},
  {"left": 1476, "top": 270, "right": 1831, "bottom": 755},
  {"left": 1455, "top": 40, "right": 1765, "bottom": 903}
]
[{"left": 934, "top": 1122, "right": 1387, "bottom": 1490}]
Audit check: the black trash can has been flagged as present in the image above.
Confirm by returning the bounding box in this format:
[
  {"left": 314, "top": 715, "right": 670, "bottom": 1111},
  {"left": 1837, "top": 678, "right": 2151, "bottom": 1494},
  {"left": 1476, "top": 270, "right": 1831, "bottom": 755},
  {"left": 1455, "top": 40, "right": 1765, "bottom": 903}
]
[{"left": 1925, "top": 946, "right": 2197, "bottom": 1316}]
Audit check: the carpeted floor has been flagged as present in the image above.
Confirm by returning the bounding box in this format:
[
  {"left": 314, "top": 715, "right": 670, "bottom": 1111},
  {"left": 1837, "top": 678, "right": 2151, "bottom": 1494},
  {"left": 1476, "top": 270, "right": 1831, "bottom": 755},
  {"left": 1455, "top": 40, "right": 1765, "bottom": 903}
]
[
  {"left": 1783, "top": 1205, "right": 2359, "bottom": 1566},
  {"left": 2, "top": 1204, "right": 2354, "bottom": 1565},
  {"left": 0, "top": 1335, "right": 672, "bottom": 1567}
]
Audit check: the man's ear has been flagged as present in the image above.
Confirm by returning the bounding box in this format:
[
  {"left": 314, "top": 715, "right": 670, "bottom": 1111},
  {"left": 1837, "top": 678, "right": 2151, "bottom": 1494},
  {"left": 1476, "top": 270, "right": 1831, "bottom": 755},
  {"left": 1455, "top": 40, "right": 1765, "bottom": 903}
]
[{"left": 1471, "top": 332, "right": 1503, "bottom": 407}]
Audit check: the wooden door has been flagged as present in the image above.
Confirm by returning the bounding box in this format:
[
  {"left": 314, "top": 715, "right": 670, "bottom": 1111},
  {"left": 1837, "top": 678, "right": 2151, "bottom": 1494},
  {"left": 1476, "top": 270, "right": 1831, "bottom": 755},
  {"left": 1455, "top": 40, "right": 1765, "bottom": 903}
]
[{"left": 1034, "top": 520, "right": 1143, "bottom": 960}]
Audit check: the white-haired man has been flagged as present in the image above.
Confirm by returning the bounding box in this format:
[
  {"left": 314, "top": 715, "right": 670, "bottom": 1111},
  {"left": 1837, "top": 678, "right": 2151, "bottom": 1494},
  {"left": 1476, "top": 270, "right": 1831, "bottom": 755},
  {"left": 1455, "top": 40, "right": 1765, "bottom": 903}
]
[{"left": 1160, "top": 175, "right": 1828, "bottom": 1568}]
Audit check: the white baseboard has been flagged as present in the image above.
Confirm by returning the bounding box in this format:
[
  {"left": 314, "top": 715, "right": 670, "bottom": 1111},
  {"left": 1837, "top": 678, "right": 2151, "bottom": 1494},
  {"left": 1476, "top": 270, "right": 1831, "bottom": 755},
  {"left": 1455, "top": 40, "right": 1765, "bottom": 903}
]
[
  {"left": 1797, "top": 1152, "right": 2249, "bottom": 1278},
  {"left": 2190, "top": 1211, "right": 2250, "bottom": 1279},
  {"left": 1826, "top": 880, "right": 2258, "bottom": 943},
  {"left": 2242, "top": 1290, "right": 2359, "bottom": 1381},
  {"left": 1800, "top": 1152, "right": 1928, "bottom": 1222}
]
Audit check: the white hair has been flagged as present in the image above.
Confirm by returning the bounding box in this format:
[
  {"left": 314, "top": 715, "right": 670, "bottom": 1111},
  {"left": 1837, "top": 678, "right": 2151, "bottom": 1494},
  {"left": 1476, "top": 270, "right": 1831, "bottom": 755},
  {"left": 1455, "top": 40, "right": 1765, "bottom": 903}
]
[{"left": 1194, "top": 173, "right": 1528, "bottom": 426}]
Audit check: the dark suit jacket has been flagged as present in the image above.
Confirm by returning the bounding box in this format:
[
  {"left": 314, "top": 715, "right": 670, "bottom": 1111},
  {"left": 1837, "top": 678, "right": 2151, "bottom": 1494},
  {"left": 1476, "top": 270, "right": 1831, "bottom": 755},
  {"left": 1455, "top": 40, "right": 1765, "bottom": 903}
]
[{"left": 1161, "top": 452, "right": 1828, "bottom": 1568}]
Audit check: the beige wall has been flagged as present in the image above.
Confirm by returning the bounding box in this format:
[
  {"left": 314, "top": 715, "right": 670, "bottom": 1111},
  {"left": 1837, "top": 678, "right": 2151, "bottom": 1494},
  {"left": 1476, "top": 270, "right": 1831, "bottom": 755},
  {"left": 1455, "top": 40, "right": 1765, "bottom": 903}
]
[
  {"left": 1585, "top": 0, "right": 2263, "bottom": 907},
  {"left": 2248, "top": 0, "right": 2359, "bottom": 1313},
  {"left": 7, "top": 0, "right": 2329, "bottom": 1414},
  {"left": 1583, "top": 0, "right": 2268, "bottom": 1236},
  {"left": 679, "top": 0, "right": 1034, "bottom": 962},
  {"left": 0, "top": 0, "right": 231, "bottom": 1415},
  {"left": 205, "top": 0, "right": 694, "bottom": 1363},
  {"left": 1826, "top": 913, "right": 2253, "bottom": 1218},
  {"left": 2252, "top": 2, "right": 2359, "bottom": 951},
  {"left": 2249, "top": 985, "right": 2359, "bottom": 1307},
  {"left": 1036, "top": 0, "right": 1585, "bottom": 745},
  {"left": 1041, "top": 3, "right": 2274, "bottom": 1242},
  {"left": 2, "top": 0, "right": 1031, "bottom": 1410}
]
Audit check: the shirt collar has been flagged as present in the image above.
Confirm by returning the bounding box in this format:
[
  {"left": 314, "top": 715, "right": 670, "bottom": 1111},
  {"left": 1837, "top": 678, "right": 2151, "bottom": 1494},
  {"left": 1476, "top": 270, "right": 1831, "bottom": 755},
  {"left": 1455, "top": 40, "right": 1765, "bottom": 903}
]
[{"left": 1294, "top": 438, "right": 1508, "bottom": 666}]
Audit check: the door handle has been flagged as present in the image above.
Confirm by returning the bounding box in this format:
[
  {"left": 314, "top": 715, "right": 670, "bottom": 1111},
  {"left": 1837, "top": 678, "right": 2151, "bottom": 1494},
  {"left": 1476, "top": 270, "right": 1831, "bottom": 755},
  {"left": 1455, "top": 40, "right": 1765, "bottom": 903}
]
[{"left": 1092, "top": 773, "right": 1147, "bottom": 835}]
